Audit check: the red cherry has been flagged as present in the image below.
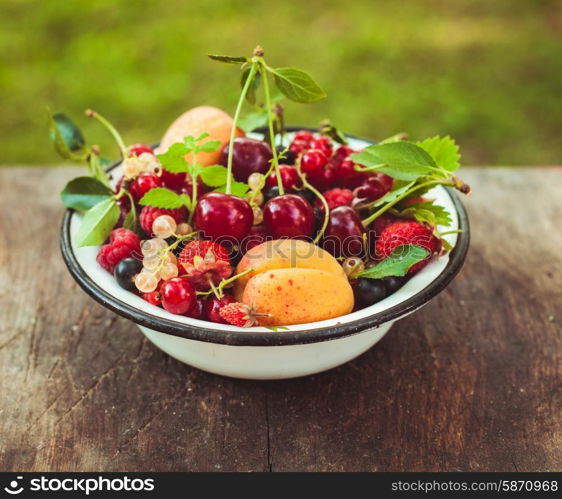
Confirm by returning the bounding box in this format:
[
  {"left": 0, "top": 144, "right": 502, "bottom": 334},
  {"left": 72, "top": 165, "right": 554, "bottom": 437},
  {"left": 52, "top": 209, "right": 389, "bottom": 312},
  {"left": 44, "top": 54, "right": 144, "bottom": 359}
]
[
  {"left": 194, "top": 192, "right": 253, "bottom": 241},
  {"left": 160, "top": 169, "right": 187, "bottom": 191},
  {"left": 129, "top": 173, "right": 162, "bottom": 202},
  {"left": 263, "top": 194, "right": 315, "bottom": 239},
  {"left": 128, "top": 144, "right": 154, "bottom": 157},
  {"left": 354, "top": 177, "right": 388, "bottom": 203},
  {"left": 309, "top": 137, "right": 333, "bottom": 158},
  {"left": 160, "top": 277, "right": 197, "bottom": 315},
  {"left": 179, "top": 175, "right": 206, "bottom": 199},
  {"left": 219, "top": 138, "right": 272, "bottom": 182},
  {"left": 266, "top": 165, "right": 301, "bottom": 190},
  {"left": 206, "top": 294, "right": 236, "bottom": 324},
  {"left": 335, "top": 157, "right": 371, "bottom": 189},
  {"left": 289, "top": 139, "right": 310, "bottom": 157},
  {"left": 300, "top": 149, "right": 328, "bottom": 179},
  {"left": 240, "top": 224, "right": 268, "bottom": 254},
  {"left": 334, "top": 145, "right": 354, "bottom": 162},
  {"left": 323, "top": 206, "right": 366, "bottom": 258},
  {"left": 185, "top": 298, "right": 206, "bottom": 320}
]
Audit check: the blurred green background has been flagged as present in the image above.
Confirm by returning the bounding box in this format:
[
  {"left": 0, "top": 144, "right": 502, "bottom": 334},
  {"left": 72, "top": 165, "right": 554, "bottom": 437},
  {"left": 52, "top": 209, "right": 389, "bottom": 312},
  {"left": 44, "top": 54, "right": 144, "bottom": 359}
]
[{"left": 1, "top": 0, "right": 561, "bottom": 166}]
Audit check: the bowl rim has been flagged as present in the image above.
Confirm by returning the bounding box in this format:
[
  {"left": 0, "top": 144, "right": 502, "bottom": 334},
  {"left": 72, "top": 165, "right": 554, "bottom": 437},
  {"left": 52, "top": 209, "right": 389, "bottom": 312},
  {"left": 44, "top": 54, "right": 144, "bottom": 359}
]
[{"left": 60, "top": 128, "right": 470, "bottom": 346}]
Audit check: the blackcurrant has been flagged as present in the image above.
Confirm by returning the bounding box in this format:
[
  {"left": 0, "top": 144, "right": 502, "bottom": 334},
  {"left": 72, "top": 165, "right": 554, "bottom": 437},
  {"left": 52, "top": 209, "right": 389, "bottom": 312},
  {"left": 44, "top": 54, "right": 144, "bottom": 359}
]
[
  {"left": 383, "top": 276, "right": 406, "bottom": 294},
  {"left": 114, "top": 258, "right": 143, "bottom": 291},
  {"left": 353, "top": 278, "right": 387, "bottom": 308},
  {"left": 296, "top": 189, "right": 316, "bottom": 205},
  {"left": 277, "top": 145, "right": 295, "bottom": 165},
  {"left": 264, "top": 186, "right": 281, "bottom": 204}
]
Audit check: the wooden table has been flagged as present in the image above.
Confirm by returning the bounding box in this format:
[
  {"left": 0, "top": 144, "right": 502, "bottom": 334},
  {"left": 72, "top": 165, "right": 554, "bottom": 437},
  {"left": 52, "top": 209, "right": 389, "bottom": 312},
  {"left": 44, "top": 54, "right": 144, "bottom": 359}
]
[{"left": 0, "top": 167, "right": 560, "bottom": 472}]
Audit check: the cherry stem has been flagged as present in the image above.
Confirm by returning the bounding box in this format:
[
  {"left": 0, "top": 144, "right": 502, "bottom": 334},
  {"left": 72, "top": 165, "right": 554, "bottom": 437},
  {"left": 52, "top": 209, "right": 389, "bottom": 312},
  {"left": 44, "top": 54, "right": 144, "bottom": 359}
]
[
  {"left": 85, "top": 109, "right": 127, "bottom": 157},
  {"left": 226, "top": 62, "right": 259, "bottom": 195},
  {"left": 165, "top": 232, "right": 197, "bottom": 254},
  {"left": 196, "top": 267, "right": 255, "bottom": 298},
  {"left": 361, "top": 179, "right": 451, "bottom": 227},
  {"left": 260, "top": 59, "right": 284, "bottom": 195},
  {"left": 295, "top": 159, "right": 329, "bottom": 244},
  {"left": 189, "top": 160, "right": 198, "bottom": 224}
]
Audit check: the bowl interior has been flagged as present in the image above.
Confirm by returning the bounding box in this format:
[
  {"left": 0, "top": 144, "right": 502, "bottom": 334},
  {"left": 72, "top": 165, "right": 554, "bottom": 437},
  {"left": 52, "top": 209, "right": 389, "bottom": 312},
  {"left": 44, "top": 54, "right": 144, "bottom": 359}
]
[{"left": 61, "top": 131, "right": 469, "bottom": 345}]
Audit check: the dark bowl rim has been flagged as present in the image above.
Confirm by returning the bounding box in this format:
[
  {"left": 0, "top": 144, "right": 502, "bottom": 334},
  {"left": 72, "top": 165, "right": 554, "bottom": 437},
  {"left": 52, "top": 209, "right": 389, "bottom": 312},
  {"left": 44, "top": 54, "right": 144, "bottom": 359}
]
[{"left": 60, "top": 128, "right": 470, "bottom": 346}]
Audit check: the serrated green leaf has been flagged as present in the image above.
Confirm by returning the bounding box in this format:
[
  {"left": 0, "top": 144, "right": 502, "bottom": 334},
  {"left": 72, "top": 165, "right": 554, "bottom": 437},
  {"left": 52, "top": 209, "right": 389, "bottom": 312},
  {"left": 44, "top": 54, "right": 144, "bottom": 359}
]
[
  {"left": 351, "top": 142, "right": 437, "bottom": 181},
  {"left": 47, "top": 109, "right": 88, "bottom": 161},
  {"left": 60, "top": 176, "right": 113, "bottom": 211},
  {"left": 396, "top": 200, "right": 453, "bottom": 227},
  {"left": 75, "top": 199, "right": 119, "bottom": 247},
  {"left": 238, "top": 109, "right": 269, "bottom": 133},
  {"left": 195, "top": 132, "right": 210, "bottom": 142},
  {"left": 270, "top": 67, "right": 327, "bottom": 103},
  {"left": 214, "top": 181, "right": 249, "bottom": 198},
  {"left": 417, "top": 136, "right": 460, "bottom": 172},
  {"left": 371, "top": 180, "right": 415, "bottom": 208},
  {"left": 179, "top": 193, "right": 193, "bottom": 212},
  {"left": 139, "top": 188, "right": 184, "bottom": 209},
  {"left": 157, "top": 143, "right": 189, "bottom": 173},
  {"left": 208, "top": 54, "right": 249, "bottom": 64},
  {"left": 241, "top": 67, "right": 262, "bottom": 105},
  {"left": 197, "top": 139, "right": 221, "bottom": 153},
  {"left": 199, "top": 165, "right": 229, "bottom": 187},
  {"left": 358, "top": 244, "right": 429, "bottom": 279},
  {"left": 123, "top": 203, "right": 140, "bottom": 234}
]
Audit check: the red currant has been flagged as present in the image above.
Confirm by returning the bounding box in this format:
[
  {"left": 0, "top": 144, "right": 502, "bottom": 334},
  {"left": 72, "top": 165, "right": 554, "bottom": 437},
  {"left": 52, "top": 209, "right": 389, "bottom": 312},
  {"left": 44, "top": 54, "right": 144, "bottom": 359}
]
[
  {"left": 300, "top": 149, "right": 328, "bottom": 179},
  {"left": 160, "top": 277, "right": 197, "bottom": 315},
  {"left": 142, "top": 291, "right": 162, "bottom": 307},
  {"left": 129, "top": 173, "right": 162, "bottom": 202},
  {"left": 266, "top": 165, "right": 301, "bottom": 190},
  {"left": 309, "top": 137, "right": 333, "bottom": 158},
  {"left": 128, "top": 144, "right": 154, "bottom": 157},
  {"left": 293, "top": 130, "right": 314, "bottom": 143},
  {"left": 289, "top": 139, "right": 310, "bottom": 157}
]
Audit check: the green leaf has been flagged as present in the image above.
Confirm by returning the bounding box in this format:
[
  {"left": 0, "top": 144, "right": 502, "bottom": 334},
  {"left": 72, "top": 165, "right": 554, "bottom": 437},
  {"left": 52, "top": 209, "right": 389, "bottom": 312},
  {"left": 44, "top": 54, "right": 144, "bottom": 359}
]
[
  {"left": 351, "top": 142, "right": 437, "bottom": 181},
  {"left": 238, "top": 109, "right": 269, "bottom": 133},
  {"left": 60, "top": 176, "right": 113, "bottom": 211},
  {"left": 139, "top": 187, "right": 184, "bottom": 209},
  {"left": 199, "top": 165, "right": 229, "bottom": 187},
  {"left": 396, "top": 200, "right": 453, "bottom": 227},
  {"left": 372, "top": 180, "right": 415, "bottom": 208},
  {"left": 214, "top": 181, "right": 249, "bottom": 197},
  {"left": 156, "top": 143, "right": 189, "bottom": 173},
  {"left": 417, "top": 136, "right": 460, "bottom": 172},
  {"left": 75, "top": 199, "right": 119, "bottom": 247},
  {"left": 197, "top": 139, "right": 221, "bottom": 153},
  {"left": 208, "top": 54, "right": 249, "bottom": 64},
  {"left": 241, "top": 67, "right": 262, "bottom": 105},
  {"left": 358, "top": 244, "right": 430, "bottom": 279},
  {"left": 269, "top": 67, "right": 327, "bottom": 103},
  {"left": 123, "top": 203, "right": 140, "bottom": 234},
  {"left": 267, "top": 326, "right": 289, "bottom": 332},
  {"left": 47, "top": 109, "right": 88, "bottom": 161},
  {"left": 179, "top": 193, "right": 193, "bottom": 212}
]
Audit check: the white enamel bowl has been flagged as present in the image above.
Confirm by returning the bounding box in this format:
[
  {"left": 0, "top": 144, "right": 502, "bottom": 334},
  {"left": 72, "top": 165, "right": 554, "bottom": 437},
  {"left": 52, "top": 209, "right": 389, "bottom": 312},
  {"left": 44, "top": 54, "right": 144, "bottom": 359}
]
[{"left": 60, "top": 131, "right": 469, "bottom": 380}]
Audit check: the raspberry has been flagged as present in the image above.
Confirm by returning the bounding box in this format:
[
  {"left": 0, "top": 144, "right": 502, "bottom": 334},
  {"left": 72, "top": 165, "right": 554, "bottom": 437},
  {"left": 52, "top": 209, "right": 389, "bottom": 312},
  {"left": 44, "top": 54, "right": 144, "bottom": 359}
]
[
  {"left": 178, "top": 241, "right": 233, "bottom": 290},
  {"left": 139, "top": 206, "right": 186, "bottom": 235},
  {"left": 218, "top": 302, "right": 268, "bottom": 328},
  {"left": 315, "top": 188, "right": 354, "bottom": 211},
  {"left": 375, "top": 221, "right": 440, "bottom": 274},
  {"left": 96, "top": 228, "right": 140, "bottom": 273}
]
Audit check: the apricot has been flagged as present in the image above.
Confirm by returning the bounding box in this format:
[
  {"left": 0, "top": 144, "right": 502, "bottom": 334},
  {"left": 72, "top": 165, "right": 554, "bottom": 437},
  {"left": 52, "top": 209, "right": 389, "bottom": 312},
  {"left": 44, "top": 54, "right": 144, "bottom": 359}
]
[
  {"left": 233, "top": 239, "right": 354, "bottom": 326},
  {"left": 160, "top": 106, "right": 244, "bottom": 166}
]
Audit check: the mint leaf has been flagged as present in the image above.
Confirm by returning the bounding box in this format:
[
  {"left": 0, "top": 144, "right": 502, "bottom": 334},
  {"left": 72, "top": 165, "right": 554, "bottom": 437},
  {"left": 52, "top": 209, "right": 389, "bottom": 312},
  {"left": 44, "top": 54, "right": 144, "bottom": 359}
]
[
  {"left": 270, "top": 67, "right": 327, "bottom": 103},
  {"left": 139, "top": 188, "right": 184, "bottom": 209},
  {"left": 75, "top": 199, "right": 119, "bottom": 247},
  {"left": 208, "top": 54, "right": 249, "bottom": 64},
  {"left": 214, "top": 181, "right": 249, "bottom": 198},
  {"left": 417, "top": 136, "right": 460, "bottom": 172},
  {"left": 199, "top": 165, "right": 229, "bottom": 187},
  {"left": 241, "top": 67, "right": 261, "bottom": 105},
  {"left": 60, "top": 176, "right": 113, "bottom": 211},
  {"left": 238, "top": 109, "right": 268, "bottom": 133},
  {"left": 396, "top": 200, "right": 453, "bottom": 227},
  {"left": 351, "top": 142, "right": 437, "bottom": 181},
  {"left": 358, "top": 244, "right": 430, "bottom": 279},
  {"left": 197, "top": 139, "right": 221, "bottom": 153},
  {"left": 47, "top": 109, "right": 88, "bottom": 161},
  {"left": 157, "top": 143, "right": 189, "bottom": 173}
]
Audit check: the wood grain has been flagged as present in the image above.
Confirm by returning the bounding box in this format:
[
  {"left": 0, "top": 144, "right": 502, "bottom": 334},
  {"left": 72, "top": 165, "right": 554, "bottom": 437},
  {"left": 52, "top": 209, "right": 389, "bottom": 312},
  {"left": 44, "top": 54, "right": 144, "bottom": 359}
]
[{"left": 0, "top": 167, "right": 560, "bottom": 472}]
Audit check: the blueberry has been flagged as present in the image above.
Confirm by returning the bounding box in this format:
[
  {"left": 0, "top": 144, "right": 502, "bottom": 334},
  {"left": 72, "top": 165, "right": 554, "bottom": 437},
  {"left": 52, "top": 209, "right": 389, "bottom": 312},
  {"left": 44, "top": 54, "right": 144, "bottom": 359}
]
[
  {"left": 114, "top": 258, "right": 143, "bottom": 291},
  {"left": 353, "top": 278, "right": 387, "bottom": 308},
  {"left": 383, "top": 276, "right": 406, "bottom": 294}
]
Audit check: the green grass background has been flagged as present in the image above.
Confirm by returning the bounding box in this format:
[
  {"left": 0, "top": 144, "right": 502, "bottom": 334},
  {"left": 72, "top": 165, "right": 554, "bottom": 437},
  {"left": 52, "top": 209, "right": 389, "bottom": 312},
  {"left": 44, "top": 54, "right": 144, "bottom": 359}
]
[{"left": 1, "top": 0, "right": 561, "bottom": 166}]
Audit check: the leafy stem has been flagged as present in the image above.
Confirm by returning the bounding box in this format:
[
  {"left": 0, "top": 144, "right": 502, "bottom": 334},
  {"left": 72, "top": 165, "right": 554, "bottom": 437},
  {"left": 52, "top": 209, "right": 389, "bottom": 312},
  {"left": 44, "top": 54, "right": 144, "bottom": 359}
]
[{"left": 226, "top": 62, "right": 259, "bottom": 194}]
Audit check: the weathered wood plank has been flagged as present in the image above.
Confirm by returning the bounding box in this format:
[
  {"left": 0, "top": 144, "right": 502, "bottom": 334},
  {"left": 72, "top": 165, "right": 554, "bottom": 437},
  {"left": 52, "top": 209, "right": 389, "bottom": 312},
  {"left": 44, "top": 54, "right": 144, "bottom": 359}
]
[{"left": 0, "top": 167, "right": 560, "bottom": 471}]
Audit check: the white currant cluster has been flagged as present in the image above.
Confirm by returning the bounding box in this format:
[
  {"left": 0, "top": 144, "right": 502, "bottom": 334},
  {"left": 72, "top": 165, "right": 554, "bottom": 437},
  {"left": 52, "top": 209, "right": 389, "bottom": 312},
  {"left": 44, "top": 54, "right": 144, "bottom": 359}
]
[
  {"left": 133, "top": 215, "right": 193, "bottom": 293},
  {"left": 246, "top": 172, "right": 265, "bottom": 225},
  {"left": 122, "top": 152, "right": 162, "bottom": 179}
]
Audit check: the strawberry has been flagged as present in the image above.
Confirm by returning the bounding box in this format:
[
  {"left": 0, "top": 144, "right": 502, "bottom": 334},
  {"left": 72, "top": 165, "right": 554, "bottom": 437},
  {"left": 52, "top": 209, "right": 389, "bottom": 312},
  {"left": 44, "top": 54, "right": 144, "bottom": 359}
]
[
  {"left": 178, "top": 241, "right": 233, "bottom": 290},
  {"left": 375, "top": 221, "right": 440, "bottom": 274},
  {"left": 218, "top": 302, "right": 268, "bottom": 328}
]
